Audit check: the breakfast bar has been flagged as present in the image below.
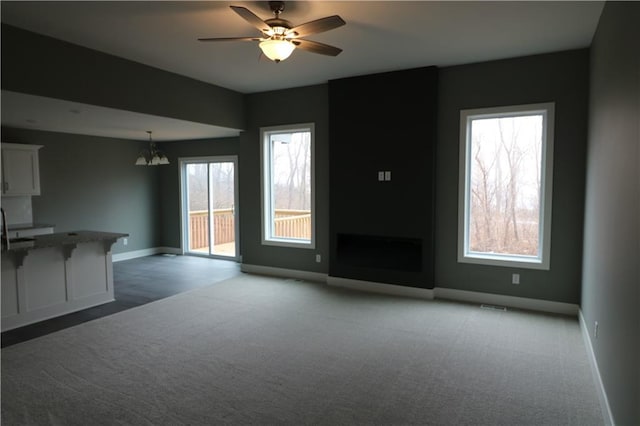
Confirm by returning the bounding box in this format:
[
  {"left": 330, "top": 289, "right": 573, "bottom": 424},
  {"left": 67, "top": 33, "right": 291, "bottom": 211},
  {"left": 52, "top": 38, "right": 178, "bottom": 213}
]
[{"left": 1, "top": 230, "right": 128, "bottom": 331}]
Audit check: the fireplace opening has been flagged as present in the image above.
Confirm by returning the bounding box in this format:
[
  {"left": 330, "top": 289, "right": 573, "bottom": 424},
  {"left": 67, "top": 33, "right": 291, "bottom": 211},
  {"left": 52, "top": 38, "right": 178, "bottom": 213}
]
[{"left": 336, "top": 233, "right": 422, "bottom": 272}]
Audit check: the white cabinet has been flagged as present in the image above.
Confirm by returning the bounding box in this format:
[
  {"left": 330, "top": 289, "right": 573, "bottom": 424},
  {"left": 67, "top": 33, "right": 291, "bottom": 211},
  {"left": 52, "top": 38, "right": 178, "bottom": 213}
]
[{"left": 1, "top": 143, "right": 43, "bottom": 196}]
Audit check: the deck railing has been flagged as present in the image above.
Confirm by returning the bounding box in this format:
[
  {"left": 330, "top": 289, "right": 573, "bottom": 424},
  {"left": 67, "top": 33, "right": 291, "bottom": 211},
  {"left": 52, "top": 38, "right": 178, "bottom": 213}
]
[
  {"left": 188, "top": 209, "right": 310, "bottom": 250},
  {"left": 189, "top": 209, "right": 234, "bottom": 250},
  {"left": 274, "top": 211, "right": 311, "bottom": 240}
]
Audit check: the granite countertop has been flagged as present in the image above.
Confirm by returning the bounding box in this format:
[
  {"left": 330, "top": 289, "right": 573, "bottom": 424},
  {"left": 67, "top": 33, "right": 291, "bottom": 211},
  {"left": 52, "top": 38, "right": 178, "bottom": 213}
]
[
  {"left": 3, "top": 230, "right": 128, "bottom": 252},
  {"left": 7, "top": 223, "right": 56, "bottom": 231}
]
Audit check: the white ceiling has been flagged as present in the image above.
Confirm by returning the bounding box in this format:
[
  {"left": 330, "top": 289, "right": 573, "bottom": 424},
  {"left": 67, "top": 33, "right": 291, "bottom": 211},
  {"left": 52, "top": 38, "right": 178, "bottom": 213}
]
[
  {"left": 1, "top": 90, "right": 242, "bottom": 141},
  {"left": 0, "top": 1, "right": 604, "bottom": 141}
]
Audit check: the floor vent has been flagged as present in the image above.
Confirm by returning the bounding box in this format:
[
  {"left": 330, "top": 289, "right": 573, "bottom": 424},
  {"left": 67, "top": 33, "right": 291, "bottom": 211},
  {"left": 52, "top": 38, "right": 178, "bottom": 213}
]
[{"left": 480, "top": 304, "right": 507, "bottom": 311}]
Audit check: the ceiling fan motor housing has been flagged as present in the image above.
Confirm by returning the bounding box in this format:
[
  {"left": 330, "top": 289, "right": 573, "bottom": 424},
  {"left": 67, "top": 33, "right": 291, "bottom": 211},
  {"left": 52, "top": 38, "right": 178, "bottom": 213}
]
[
  {"left": 269, "top": 1, "right": 286, "bottom": 15},
  {"left": 265, "top": 19, "right": 293, "bottom": 36}
]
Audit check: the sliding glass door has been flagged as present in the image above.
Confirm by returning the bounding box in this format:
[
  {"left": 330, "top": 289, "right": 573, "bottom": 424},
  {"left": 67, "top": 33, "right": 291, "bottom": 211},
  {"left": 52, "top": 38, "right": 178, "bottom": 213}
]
[{"left": 181, "top": 157, "right": 238, "bottom": 259}]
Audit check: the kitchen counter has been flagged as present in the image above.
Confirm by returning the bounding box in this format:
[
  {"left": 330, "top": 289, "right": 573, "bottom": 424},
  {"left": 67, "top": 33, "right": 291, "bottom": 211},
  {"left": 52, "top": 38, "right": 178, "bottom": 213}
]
[
  {"left": 4, "top": 223, "right": 56, "bottom": 240},
  {"left": 1, "top": 230, "right": 128, "bottom": 331},
  {"left": 7, "top": 222, "right": 56, "bottom": 232},
  {"left": 4, "top": 230, "right": 128, "bottom": 254}
]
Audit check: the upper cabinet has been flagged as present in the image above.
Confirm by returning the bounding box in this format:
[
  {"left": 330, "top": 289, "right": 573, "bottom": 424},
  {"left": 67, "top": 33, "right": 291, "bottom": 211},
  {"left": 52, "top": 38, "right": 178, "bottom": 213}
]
[{"left": 1, "top": 143, "right": 43, "bottom": 196}]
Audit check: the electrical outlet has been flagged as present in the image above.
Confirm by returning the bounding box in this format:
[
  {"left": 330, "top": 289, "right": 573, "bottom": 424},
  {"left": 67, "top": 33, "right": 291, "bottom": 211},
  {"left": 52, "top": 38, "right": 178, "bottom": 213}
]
[
  {"left": 123, "top": 238, "right": 128, "bottom": 246},
  {"left": 315, "top": 254, "right": 321, "bottom": 263},
  {"left": 594, "top": 321, "right": 599, "bottom": 339},
  {"left": 512, "top": 273, "right": 520, "bottom": 284}
]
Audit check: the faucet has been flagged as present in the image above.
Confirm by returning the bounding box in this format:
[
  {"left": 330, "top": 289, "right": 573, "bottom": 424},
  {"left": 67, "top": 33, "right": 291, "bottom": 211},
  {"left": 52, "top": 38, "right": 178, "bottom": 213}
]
[{"left": 1, "top": 207, "right": 9, "bottom": 250}]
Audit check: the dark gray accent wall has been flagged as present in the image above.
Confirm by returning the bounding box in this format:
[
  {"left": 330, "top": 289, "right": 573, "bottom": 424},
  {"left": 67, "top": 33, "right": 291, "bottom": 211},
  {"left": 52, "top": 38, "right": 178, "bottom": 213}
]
[
  {"left": 239, "top": 84, "right": 329, "bottom": 272},
  {"left": 1, "top": 127, "right": 160, "bottom": 254},
  {"left": 158, "top": 137, "right": 240, "bottom": 249},
  {"left": 1, "top": 24, "right": 245, "bottom": 130},
  {"left": 435, "top": 49, "right": 590, "bottom": 303},
  {"left": 581, "top": 2, "right": 640, "bottom": 424},
  {"left": 328, "top": 67, "right": 438, "bottom": 288}
]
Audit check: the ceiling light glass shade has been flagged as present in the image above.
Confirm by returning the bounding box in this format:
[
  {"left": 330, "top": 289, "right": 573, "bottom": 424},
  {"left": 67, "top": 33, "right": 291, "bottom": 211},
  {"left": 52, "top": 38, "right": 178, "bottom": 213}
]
[
  {"left": 259, "top": 39, "right": 295, "bottom": 62},
  {"left": 158, "top": 156, "right": 170, "bottom": 165},
  {"left": 135, "top": 155, "right": 148, "bottom": 166},
  {"left": 150, "top": 155, "right": 161, "bottom": 166}
]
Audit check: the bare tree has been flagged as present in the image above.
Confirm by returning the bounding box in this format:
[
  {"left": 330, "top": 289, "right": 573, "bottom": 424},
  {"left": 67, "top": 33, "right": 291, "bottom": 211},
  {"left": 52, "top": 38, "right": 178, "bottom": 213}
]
[
  {"left": 273, "top": 132, "right": 311, "bottom": 212},
  {"left": 498, "top": 118, "right": 526, "bottom": 246},
  {"left": 469, "top": 116, "right": 541, "bottom": 256}
]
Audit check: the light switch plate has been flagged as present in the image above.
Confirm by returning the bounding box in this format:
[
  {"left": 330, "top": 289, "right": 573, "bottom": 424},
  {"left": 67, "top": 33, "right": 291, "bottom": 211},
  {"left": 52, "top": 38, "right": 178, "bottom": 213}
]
[
  {"left": 378, "top": 171, "right": 385, "bottom": 181},
  {"left": 385, "top": 171, "right": 391, "bottom": 181}
]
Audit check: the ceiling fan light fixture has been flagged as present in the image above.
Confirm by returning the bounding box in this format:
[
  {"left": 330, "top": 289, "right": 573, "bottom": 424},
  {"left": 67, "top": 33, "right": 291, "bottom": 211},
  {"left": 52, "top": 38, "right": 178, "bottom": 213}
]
[
  {"left": 198, "top": 3, "right": 345, "bottom": 61},
  {"left": 259, "top": 39, "right": 295, "bottom": 62}
]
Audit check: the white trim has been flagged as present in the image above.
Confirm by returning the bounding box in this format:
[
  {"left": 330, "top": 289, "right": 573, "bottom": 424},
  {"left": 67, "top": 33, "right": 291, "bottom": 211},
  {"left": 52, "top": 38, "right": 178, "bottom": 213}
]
[
  {"left": 178, "top": 157, "right": 187, "bottom": 255},
  {"left": 2, "top": 293, "right": 115, "bottom": 332},
  {"left": 327, "top": 276, "right": 435, "bottom": 300},
  {"left": 260, "top": 123, "right": 316, "bottom": 249},
  {"left": 435, "top": 287, "right": 577, "bottom": 316},
  {"left": 579, "top": 310, "right": 615, "bottom": 426},
  {"left": 238, "top": 265, "right": 578, "bottom": 316},
  {"left": 178, "top": 156, "right": 241, "bottom": 260},
  {"left": 240, "top": 263, "right": 326, "bottom": 283},
  {"left": 113, "top": 247, "right": 181, "bottom": 262},
  {"left": 458, "top": 102, "right": 555, "bottom": 270}
]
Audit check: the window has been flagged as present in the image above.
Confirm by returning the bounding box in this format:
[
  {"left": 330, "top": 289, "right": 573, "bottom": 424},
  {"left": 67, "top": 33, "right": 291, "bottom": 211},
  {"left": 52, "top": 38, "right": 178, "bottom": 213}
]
[
  {"left": 261, "top": 123, "right": 315, "bottom": 248},
  {"left": 458, "top": 103, "right": 554, "bottom": 269}
]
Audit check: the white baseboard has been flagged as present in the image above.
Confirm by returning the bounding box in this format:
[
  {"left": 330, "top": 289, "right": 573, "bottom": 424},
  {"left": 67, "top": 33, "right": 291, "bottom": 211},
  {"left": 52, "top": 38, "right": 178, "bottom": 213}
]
[
  {"left": 240, "top": 264, "right": 327, "bottom": 283},
  {"left": 113, "top": 247, "right": 182, "bottom": 262},
  {"left": 579, "top": 310, "right": 615, "bottom": 425},
  {"left": 240, "top": 266, "right": 577, "bottom": 316},
  {"left": 434, "top": 287, "right": 579, "bottom": 316},
  {"left": 2, "top": 295, "right": 115, "bottom": 332},
  {"left": 327, "top": 276, "right": 435, "bottom": 300}
]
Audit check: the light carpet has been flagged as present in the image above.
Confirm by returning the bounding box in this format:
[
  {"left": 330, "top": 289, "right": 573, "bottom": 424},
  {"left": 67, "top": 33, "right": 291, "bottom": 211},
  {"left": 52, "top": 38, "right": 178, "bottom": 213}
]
[{"left": 1, "top": 273, "right": 603, "bottom": 425}]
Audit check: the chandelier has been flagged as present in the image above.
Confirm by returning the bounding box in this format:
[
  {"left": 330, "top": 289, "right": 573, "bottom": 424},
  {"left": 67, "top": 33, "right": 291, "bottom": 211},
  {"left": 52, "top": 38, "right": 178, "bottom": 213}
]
[{"left": 135, "top": 131, "right": 169, "bottom": 166}]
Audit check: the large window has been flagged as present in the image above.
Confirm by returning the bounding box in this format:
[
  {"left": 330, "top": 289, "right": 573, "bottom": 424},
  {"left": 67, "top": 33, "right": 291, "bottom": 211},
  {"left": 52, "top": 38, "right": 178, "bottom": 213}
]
[
  {"left": 458, "top": 103, "right": 554, "bottom": 269},
  {"left": 261, "top": 123, "right": 315, "bottom": 248}
]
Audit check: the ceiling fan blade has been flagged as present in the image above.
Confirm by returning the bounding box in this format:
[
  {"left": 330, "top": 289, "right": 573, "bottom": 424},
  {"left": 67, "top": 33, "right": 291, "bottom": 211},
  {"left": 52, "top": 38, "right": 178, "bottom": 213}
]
[
  {"left": 292, "top": 39, "right": 342, "bottom": 56},
  {"left": 287, "top": 15, "right": 345, "bottom": 38},
  {"left": 198, "top": 37, "right": 262, "bottom": 42},
  {"left": 230, "top": 6, "right": 270, "bottom": 34}
]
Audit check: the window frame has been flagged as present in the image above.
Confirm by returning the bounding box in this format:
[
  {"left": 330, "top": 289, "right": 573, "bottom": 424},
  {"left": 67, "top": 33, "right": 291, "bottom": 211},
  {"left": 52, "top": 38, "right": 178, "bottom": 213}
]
[
  {"left": 260, "top": 123, "right": 316, "bottom": 249},
  {"left": 458, "top": 102, "right": 555, "bottom": 270}
]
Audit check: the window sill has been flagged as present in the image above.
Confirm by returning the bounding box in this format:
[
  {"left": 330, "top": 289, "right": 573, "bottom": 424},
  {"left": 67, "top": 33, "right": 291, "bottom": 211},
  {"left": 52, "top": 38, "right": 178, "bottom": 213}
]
[
  {"left": 262, "top": 238, "right": 315, "bottom": 250},
  {"left": 458, "top": 253, "right": 549, "bottom": 270}
]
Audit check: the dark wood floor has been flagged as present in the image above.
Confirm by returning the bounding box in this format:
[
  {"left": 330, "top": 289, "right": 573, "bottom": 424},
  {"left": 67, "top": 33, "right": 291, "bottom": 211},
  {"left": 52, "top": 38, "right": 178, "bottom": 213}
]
[{"left": 1, "top": 254, "right": 241, "bottom": 348}]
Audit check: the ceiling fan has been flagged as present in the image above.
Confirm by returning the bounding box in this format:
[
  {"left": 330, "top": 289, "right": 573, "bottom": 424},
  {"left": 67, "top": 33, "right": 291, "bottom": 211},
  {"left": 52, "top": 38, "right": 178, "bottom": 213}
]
[{"left": 198, "top": 1, "right": 346, "bottom": 63}]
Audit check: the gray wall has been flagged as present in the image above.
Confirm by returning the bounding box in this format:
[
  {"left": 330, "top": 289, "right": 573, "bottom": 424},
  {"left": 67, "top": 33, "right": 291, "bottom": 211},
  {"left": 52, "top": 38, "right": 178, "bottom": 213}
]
[
  {"left": 435, "top": 49, "right": 590, "bottom": 304},
  {"left": 1, "top": 127, "right": 160, "bottom": 254},
  {"left": 158, "top": 137, "right": 240, "bottom": 250},
  {"left": 1, "top": 24, "right": 245, "bottom": 130},
  {"left": 239, "top": 84, "right": 329, "bottom": 273},
  {"left": 581, "top": 2, "right": 640, "bottom": 424}
]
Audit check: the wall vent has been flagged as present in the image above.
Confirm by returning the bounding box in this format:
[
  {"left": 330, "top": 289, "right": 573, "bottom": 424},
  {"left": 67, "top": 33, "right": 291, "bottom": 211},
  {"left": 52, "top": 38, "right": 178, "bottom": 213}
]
[{"left": 480, "top": 304, "right": 507, "bottom": 311}]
